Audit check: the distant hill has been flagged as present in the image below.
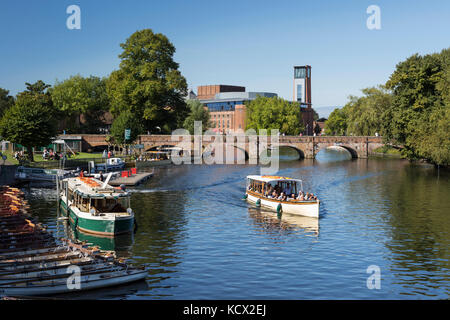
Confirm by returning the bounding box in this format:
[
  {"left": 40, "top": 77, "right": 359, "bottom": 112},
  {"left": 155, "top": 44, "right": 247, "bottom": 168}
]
[{"left": 313, "top": 106, "right": 342, "bottom": 119}]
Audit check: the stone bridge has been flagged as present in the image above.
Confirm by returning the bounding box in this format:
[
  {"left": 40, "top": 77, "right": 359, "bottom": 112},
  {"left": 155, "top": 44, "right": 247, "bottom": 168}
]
[{"left": 76, "top": 134, "right": 384, "bottom": 159}]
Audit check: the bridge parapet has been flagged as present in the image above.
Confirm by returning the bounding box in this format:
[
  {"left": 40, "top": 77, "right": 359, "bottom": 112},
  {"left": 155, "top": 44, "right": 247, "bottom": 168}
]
[{"left": 74, "top": 134, "right": 384, "bottom": 159}]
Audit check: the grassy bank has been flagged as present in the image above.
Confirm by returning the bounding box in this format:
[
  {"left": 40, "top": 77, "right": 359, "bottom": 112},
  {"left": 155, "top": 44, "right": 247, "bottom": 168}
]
[{"left": 372, "top": 146, "right": 403, "bottom": 158}]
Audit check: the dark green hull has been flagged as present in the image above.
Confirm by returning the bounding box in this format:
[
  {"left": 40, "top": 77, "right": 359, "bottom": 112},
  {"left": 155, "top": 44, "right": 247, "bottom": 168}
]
[{"left": 59, "top": 198, "right": 134, "bottom": 236}]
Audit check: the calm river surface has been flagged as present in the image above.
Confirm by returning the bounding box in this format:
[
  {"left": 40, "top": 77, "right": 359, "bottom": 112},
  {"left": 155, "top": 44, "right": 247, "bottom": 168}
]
[{"left": 26, "top": 149, "right": 449, "bottom": 299}]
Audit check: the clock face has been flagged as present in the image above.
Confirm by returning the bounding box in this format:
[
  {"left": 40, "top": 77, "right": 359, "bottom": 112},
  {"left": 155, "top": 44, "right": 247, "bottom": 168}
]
[{"left": 2, "top": 155, "right": 6, "bottom": 160}]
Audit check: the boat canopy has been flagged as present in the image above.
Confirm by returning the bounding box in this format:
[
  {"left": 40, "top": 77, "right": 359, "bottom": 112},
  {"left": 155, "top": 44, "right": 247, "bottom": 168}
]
[
  {"left": 65, "top": 177, "right": 129, "bottom": 199},
  {"left": 246, "top": 175, "right": 302, "bottom": 184}
]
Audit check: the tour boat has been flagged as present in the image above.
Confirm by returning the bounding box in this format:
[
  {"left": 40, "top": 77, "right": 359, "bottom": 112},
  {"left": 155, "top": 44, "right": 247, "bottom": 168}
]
[
  {"left": 245, "top": 175, "right": 320, "bottom": 218},
  {"left": 59, "top": 176, "right": 135, "bottom": 236}
]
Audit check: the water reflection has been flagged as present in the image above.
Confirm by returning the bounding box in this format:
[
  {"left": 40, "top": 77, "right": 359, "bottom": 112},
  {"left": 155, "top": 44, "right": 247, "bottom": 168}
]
[
  {"left": 64, "top": 223, "right": 135, "bottom": 256},
  {"left": 21, "top": 149, "right": 450, "bottom": 299},
  {"left": 248, "top": 207, "right": 319, "bottom": 236},
  {"left": 315, "top": 146, "right": 353, "bottom": 162}
]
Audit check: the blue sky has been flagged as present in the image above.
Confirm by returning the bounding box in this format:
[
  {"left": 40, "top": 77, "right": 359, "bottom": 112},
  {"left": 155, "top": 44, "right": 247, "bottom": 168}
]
[{"left": 1, "top": 0, "right": 449, "bottom": 116}]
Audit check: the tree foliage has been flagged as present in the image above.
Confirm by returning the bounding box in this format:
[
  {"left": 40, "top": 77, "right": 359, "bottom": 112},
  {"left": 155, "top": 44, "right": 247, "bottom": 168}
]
[
  {"left": 51, "top": 75, "right": 109, "bottom": 133},
  {"left": 325, "top": 48, "right": 450, "bottom": 166},
  {"left": 110, "top": 111, "right": 143, "bottom": 145},
  {"left": 183, "top": 99, "right": 212, "bottom": 134},
  {"left": 324, "top": 108, "right": 348, "bottom": 135},
  {"left": 325, "top": 86, "right": 391, "bottom": 136},
  {"left": 246, "top": 96, "right": 303, "bottom": 135},
  {"left": 106, "top": 29, "right": 188, "bottom": 134},
  {"left": 0, "top": 88, "right": 14, "bottom": 118},
  {"left": 0, "top": 81, "right": 56, "bottom": 161},
  {"left": 383, "top": 48, "right": 450, "bottom": 165}
]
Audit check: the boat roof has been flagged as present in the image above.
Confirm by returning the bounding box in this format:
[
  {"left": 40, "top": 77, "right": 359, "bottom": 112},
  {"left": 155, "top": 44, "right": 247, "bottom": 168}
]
[
  {"left": 246, "top": 175, "right": 302, "bottom": 183},
  {"left": 65, "top": 177, "right": 129, "bottom": 199}
]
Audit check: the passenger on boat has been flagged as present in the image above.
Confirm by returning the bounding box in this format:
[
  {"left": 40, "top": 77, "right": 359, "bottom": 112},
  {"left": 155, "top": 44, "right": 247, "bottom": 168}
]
[
  {"left": 297, "top": 192, "right": 305, "bottom": 201},
  {"left": 271, "top": 190, "right": 277, "bottom": 199},
  {"left": 99, "top": 171, "right": 104, "bottom": 182},
  {"left": 278, "top": 192, "right": 287, "bottom": 201},
  {"left": 284, "top": 184, "right": 292, "bottom": 196},
  {"left": 265, "top": 185, "right": 274, "bottom": 197}
]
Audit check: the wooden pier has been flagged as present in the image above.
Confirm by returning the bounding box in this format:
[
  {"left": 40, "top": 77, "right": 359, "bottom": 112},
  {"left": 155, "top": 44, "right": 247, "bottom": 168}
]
[{"left": 108, "top": 172, "right": 153, "bottom": 186}]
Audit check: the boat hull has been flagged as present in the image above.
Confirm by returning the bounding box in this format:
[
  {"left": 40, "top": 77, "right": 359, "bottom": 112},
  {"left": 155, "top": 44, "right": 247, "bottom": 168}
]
[
  {"left": 246, "top": 192, "right": 319, "bottom": 218},
  {"left": 0, "top": 270, "right": 147, "bottom": 296},
  {"left": 59, "top": 198, "right": 134, "bottom": 237},
  {"left": 93, "top": 163, "right": 125, "bottom": 173}
]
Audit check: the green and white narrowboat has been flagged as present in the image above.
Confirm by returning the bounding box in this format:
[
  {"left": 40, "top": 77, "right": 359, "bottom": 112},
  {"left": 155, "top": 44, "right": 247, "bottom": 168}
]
[{"left": 59, "top": 176, "right": 134, "bottom": 236}]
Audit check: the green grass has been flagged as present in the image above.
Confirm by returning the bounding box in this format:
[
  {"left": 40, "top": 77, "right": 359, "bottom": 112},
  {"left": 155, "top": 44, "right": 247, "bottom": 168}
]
[
  {"left": 374, "top": 146, "right": 402, "bottom": 156},
  {"left": 33, "top": 152, "right": 104, "bottom": 162},
  {"left": 0, "top": 150, "right": 104, "bottom": 165},
  {"left": 0, "top": 150, "right": 19, "bottom": 165}
]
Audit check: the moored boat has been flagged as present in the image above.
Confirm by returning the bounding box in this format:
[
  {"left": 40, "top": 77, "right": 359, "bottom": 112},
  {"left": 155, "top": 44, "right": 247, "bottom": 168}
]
[
  {"left": 135, "top": 150, "right": 172, "bottom": 168},
  {"left": 59, "top": 176, "right": 135, "bottom": 236},
  {"left": 245, "top": 175, "right": 320, "bottom": 218},
  {"left": 14, "top": 166, "right": 79, "bottom": 183},
  {"left": 88, "top": 158, "right": 126, "bottom": 173}
]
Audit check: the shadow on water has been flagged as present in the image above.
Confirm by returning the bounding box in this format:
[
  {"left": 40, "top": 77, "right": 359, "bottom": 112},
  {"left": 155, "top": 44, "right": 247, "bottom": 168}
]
[{"left": 247, "top": 207, "right": 319, "bottom": 237}]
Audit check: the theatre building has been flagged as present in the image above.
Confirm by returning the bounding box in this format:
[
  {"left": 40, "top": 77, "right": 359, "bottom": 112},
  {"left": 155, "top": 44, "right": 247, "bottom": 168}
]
[
  {"left": 197, "top": 85, "right": 277, "bottom": 134},
  {"left": 197, "top": 66, "right": 315, "bottom": 135}
]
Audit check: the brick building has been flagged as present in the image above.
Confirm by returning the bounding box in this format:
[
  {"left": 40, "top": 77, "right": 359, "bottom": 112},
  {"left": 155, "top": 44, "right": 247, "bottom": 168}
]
[{"left": 197, "top": 85, "right": 277, "bottom": 133}]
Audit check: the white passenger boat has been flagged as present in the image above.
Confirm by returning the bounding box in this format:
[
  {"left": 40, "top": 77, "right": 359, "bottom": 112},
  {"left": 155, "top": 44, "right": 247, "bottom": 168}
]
[{"left": 245, "top": 175, "right": 320, "bottom": 218}]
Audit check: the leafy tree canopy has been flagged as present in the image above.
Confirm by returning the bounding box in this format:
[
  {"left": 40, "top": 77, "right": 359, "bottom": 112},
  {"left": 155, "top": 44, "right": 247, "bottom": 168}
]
[
  {"left": 110, "top": 111, "right": 144, "bottom": 145},
  {"left": 51, "top": 75, "right": 109, "bottom": 133},
  {"left": 0, "top": 81, "right": 56, "bottom": 161},
  {"left": 107, "top": 29, "right": 188, "bottom": 133},
  {"left": 0, "top": 88, "right": 14, "bottom": 118},
  {"left": 325, "top": 86, "right": 391, "bottom": 136},
  {"left": 383, "top": 48, "right": 450, "bottom": 165},
  {"left": 246, "top": 96, "right": 304, "bottom": 135},
  {"left": 183, "top": 100, "right": 211, "bottom": 134}
]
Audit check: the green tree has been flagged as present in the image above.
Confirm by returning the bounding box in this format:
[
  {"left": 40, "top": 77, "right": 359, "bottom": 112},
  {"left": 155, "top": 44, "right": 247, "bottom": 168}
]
[
  {"left": 183, "top": 100, "right": 211, "bottom": 134},
  {"left": 324, "top": 108, "right": 347, "bottom": 135},
  {"left": 25, "top": 80, "right": 51, "bottom": 94},
  {"left": 325, "top": 86, "right": 392, "bottom": 136},
  {"left": 51, "top": 75, "right": 109, "bottom": 133},
  {"left": 0, "top": 88, "right": 14, "bottom": 118},
  {"left": 246, "top": 96, "right": 303, "bottom": 135},
  {"left": 0, "top": 81, "right": 56, "bottom": 161},
  {"left": 383, "top": 48, "right": 450, "bottom": 165},
  {"left": 346, "top": 87, "right": 392, "bottom": 136},
  {"left": 110, "top": 111, "right": 143, "bottom": 146},
  {"left": 107, "top": 29, "right": 188, "bottom": 133}
]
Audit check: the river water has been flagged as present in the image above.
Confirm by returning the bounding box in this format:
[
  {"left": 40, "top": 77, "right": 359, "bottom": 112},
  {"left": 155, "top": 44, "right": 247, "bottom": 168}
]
[{"left": 26, "top": 149, "right": 449, "bottom": 299}]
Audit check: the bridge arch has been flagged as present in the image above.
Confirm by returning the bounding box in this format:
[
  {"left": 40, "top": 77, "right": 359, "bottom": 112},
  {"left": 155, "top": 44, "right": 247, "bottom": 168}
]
[
  {"left": 261, "top": 145, "right": 305, "bottom": 160},
  {"left": 317, "top": 145, "right": 358, "bottom": 159},
  {"left": 202, "top": 144, "right": 249, "bottom": 161}
]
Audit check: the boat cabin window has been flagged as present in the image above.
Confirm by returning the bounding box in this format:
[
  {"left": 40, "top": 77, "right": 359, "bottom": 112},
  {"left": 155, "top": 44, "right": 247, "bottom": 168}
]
[
  {"left": 91, "top": 198, "right": 126, "bottom": 213},
  {"left": 247, "top": 178, "right": 320, "bottom": 202}
]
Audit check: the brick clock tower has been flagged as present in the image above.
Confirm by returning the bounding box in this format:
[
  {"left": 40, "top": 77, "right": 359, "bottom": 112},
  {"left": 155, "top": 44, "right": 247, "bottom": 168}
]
[{"left": 294, "top": 65, "right": 314, "bottom": 135}]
